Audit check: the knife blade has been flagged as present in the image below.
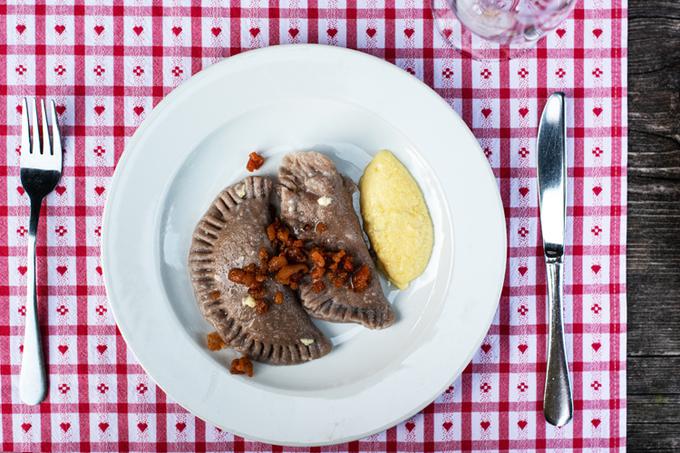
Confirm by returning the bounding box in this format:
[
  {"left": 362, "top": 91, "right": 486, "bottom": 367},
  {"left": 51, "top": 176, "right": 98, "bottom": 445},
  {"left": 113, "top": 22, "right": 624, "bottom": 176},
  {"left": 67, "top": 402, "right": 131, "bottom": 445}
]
[{"left": 536, "top": 92, "right": 573, "bottom": 427}]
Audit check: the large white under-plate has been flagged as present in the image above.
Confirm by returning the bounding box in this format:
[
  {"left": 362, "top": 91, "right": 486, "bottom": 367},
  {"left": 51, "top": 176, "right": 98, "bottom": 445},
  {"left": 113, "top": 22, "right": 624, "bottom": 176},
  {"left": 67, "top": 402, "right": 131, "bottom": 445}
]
[{"left": 102, "top": 44, "right": 506, "bottom": 447}]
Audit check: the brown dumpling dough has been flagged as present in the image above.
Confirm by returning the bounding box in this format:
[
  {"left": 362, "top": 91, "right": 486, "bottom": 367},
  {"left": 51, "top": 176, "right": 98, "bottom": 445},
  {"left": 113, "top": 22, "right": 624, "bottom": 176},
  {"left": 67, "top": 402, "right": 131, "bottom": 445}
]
[
  {"left": 278, "top": 152, "right": 396, "bottom": 329},
  {"left": 189, "top": 176, "right": 332, "bottom": 365}
]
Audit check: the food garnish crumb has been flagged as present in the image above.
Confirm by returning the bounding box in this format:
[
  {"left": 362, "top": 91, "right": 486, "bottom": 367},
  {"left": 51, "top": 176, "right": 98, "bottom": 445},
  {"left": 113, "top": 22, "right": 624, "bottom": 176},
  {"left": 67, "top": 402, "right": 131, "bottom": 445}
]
[
  {"left": 246, "top": 152, "right": 265, "bottom": 172},
  {"left": 230, "top": 356, "right": 254, "bottom": 377},
  {"left": 242, "top": 295, "right": 257, "bottom": 308},
  {"left": 206, "top": 332, "right": 226, "bottom": 351},
  {"left": 317, "top": 196, "right": 333, "bottom": 206},
  {"left": 300, "top": 338, "right": 315, "bottom": 346},
  {"left": 234, "top": 184, "right": 246, "bottom": 198},
  {"left": 351, "top": 264, "right": 371, "bottom": 292}
]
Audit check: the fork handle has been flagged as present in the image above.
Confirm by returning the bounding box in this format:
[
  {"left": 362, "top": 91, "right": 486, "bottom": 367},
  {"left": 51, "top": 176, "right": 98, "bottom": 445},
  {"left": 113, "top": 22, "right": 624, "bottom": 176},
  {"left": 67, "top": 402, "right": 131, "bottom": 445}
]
[{"left": 19, "top": 196, "right": 47, "bottom": 405}]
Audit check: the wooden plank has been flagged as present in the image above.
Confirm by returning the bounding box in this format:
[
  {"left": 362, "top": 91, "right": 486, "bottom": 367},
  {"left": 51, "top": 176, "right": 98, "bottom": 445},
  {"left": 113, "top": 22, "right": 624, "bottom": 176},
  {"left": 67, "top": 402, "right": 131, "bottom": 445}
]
[
  {"left": 628, "top": 357, "right": 680, "bottom": 394},
  {"left": 627, "top": 0, "right": 680, "bottom": 360},
  {"left": 629, "top": 0, "right": 680, "bottom": 18},
  {"left": 627, "top": 183, "right": 680, "bottom": 354},
  {"left": 627, "top": 0, "right": 680, "bottom": 448},
  {"left": 629, "top": 394, "right": 680, "bottom": 424},
  {"left": 628, "top": 130, "right": 680, "bottom": 179},
  {"left": 628, "top": 424, "right": 680, "bottom": 452}
]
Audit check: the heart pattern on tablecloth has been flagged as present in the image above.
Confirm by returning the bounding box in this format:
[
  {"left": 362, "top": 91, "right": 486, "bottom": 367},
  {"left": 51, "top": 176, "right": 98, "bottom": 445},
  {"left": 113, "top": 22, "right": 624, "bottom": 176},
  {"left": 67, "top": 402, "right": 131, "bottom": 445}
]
[{"left": 0, "top": 3, "right": 627, "bottom": 450}]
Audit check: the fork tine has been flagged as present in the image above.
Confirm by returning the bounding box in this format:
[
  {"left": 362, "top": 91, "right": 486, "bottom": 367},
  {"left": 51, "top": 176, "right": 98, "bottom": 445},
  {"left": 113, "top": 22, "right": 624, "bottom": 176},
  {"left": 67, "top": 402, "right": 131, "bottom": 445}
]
[
  {"left": 30, "top": 98, "right": 41, "bottom": 155},
  {"left": 21, "top": 98, "right": 31, "bottom": 158},
  {"left": 50, "top": 100, "right": 62, "bottom": 167},
  {"left": 40, "top": 100, "right": 51, "bottom": 156}
]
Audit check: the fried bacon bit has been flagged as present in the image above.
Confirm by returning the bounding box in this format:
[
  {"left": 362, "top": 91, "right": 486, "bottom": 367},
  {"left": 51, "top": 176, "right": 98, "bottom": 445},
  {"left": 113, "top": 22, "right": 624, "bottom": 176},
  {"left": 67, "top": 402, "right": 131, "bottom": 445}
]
[
  {"left": 332, "top": 250, "right": 346, "bottom": 263},
  {"left": 206, "top": 332, "right": 226, "bottom": 351},
  {"left": 246, "top": 152, "right": 265, "bottom": 172},
  {"left": 266, "top": 218, "right": 307, "bottom": 264},
  {"left": 310, "top": 266, "right": 325, "bottom": 280},
  {"left": 267, "top": 255, "right": 287, "bottom": 273},
  {"left": 315, "top": 222, "right": 328, "bottom": 233},
  {"left": 276, "top": 228, "right": 290, "bottom": 244},
  {"left": 228, "top": 217, "right": 371, "bottom": 312},
  {"left": 310, "top": 249, "right": 325, "bottom": 268},
  {"left": 311, "top": 280, "right": 326, "bottom": 293},
  {"left": 266, "top": 223, "right": 277, "bottom": 242},
  {"left": 230, "top": 356, "right": 254, "bottom": 377},
  {"left": 208, "top": 290, "right": 221, "bottom": 301},
  {"left": 275, "top": 264, "right": 308, "bottom": 285},
  {"left": 258, "top": 247, "right": 269, "bottom": 264},
  {"left": 329, "top": 250, "right": 345, "bottom": 272},
  {"left": 351, "top": 264, "right": 371, "bottom": 292},
  {"left": 331, "top": 271, "right": 349, "bottom": 288},
  {"left": 229, "top": 261, "right": 269, "bottom": 314},
  {"left": 342, "top": 256, "right": 354, "bottom": 272},
  {"left": 254, "top": 299, "right": 269, "bottom": 315},
  {"left": 228, "top": 268, "right": 256, "bottom": 288},
  {"left": 227, "top": 268, "right": 245, "bottom": 282},
  {"left": 285, "top": 246, "right": 307, "bottom": 263},
  {"left": 248, "top": 286, "right": 266, "bottom": 299}
]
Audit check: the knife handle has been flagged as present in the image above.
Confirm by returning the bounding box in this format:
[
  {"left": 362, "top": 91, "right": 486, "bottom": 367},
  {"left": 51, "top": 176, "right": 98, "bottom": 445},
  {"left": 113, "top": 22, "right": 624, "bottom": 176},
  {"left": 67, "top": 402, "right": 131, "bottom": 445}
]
[{"left": 543, "top": 260, "right": 573, "bottom": 427}]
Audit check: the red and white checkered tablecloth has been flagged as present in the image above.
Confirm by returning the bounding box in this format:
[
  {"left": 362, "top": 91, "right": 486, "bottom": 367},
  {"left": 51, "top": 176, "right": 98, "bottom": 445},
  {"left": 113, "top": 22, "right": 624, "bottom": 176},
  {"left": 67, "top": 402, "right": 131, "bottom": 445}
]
[{"left": 1, "top": 0, "right": 626, "bottom": 451}]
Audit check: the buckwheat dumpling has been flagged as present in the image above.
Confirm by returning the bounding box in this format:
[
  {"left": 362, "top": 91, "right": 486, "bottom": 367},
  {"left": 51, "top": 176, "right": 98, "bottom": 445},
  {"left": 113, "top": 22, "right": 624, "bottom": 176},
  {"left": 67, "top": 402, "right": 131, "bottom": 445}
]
[
  {"left": 189, "top": 176, "right": 332, "bottom": 365},
  {"left": 278, "top": 152, "right": 396, "bottom": 329}
]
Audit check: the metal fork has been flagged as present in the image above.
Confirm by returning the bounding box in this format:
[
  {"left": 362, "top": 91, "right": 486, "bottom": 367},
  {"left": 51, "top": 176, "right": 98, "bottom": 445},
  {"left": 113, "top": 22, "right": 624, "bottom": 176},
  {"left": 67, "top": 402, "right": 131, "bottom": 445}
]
[{"left": 19, "top": 98, "right": 62, "bottom": 405}]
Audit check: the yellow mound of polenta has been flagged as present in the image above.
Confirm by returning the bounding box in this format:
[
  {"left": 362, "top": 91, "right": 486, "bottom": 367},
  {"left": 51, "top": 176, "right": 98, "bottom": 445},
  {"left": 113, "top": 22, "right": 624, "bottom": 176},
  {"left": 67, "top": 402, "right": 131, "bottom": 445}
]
[{"left": 359, "top": 150, "right": 433, "bottom": 289}]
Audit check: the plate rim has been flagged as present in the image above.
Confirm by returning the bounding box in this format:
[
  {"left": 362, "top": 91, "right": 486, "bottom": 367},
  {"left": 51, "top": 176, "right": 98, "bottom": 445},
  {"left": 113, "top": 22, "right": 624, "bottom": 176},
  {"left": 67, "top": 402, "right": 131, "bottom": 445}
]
[{"left": 102, "top": 43, "right": 507, "bottom": 446}]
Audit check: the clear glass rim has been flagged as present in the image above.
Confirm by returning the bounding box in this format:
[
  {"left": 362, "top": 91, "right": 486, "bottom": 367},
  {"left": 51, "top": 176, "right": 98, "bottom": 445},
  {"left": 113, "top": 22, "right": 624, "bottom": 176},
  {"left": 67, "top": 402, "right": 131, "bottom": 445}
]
[{"left": 439, "top": 0, "right": 578, "bottom": 21}]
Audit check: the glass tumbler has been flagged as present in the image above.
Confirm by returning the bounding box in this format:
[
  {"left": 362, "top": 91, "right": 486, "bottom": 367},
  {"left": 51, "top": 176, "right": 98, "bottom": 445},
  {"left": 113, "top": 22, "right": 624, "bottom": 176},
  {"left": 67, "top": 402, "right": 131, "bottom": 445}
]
[{"left": 432, "top": 0, "right": 577, "bottom": 59}]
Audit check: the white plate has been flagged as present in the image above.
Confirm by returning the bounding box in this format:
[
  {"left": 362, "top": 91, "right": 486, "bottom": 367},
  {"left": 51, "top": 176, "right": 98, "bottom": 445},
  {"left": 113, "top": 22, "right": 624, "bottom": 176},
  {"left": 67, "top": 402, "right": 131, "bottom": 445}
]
[{"left": 102, "top": 44, "right": 506, "bottom": 447}]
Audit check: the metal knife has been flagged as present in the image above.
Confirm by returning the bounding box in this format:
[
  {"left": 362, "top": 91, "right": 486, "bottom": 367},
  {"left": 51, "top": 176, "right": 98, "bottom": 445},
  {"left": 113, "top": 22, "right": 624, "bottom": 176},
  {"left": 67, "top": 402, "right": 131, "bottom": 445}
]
[{"left": 537, "top": 92, "right": 573, "bottom": 427}]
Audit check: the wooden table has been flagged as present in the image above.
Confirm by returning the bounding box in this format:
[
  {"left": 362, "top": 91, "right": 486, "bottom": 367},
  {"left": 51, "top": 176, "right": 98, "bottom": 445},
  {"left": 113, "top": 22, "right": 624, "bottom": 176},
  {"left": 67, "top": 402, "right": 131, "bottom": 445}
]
[{"left": 628, "top": 1, "right": 680, "bottom": 450}]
